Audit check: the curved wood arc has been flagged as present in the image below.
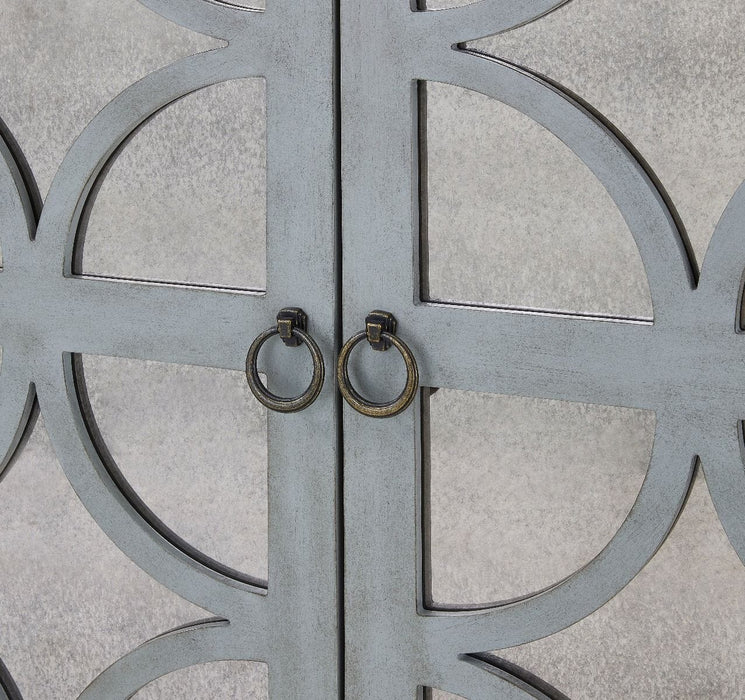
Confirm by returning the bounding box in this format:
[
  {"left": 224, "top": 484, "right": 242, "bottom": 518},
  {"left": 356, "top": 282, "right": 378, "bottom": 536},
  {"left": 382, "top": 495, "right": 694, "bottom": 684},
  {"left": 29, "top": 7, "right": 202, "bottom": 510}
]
[
  {"left": 429, "top": 653, "right": 570, "bottom": 699},
  {"left": 681, "top": 183, "right": 745, "bottom": 559},
  {"left": 137, "top": 0, "right": 261, "bottom": 41},
  {"left": 36, "top": 47, "right": 268, "bottom": 275},
  {"left": 417, "top": 0, "right": 574, "bottom": 44},
  {"left": 418, "top": 49, "right": 696, "bottom": 323},
  {"left": 0, "top": 119, "right": 41, "bottom": 481},
  {"left": 700, "top": 422, "right": 745, "bottom": 566},
  {"left": 0, "top": 658, "right": 22, "bottom": 700},
  {"left": 78, "top": 619, "right": 258, "bottom": 700},
  {"left": 422, "top": 415, "right": 696, "bottom": 650},
  {"left": 0, "top": 376, "right": 38, "bottom": 486},
  {"left": 698, "top": 179, "right": 745, "bottom": 327},
  {"left": 0, "top": 116, "right": 41, "bottom": 250},
  {"left": 36, "top": 352, "right": 268, "bottom": 620}
]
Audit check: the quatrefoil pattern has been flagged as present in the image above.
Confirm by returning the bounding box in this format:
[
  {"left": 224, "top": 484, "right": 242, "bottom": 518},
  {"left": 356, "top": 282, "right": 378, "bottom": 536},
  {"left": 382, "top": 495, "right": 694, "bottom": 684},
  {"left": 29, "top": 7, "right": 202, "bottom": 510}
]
[{"left": 2, "top": 1, "right": 745, "bottom": 698}]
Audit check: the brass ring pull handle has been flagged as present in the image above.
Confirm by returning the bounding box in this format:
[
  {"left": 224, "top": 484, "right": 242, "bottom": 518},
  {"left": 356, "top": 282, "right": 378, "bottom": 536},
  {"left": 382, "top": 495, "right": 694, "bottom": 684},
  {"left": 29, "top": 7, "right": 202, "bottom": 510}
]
[
  {"left": 246, "top": 308, "right": 325, "bottom": 413},
  {"left": 337, "top": 311, "right": 419, "bottom": 418}
]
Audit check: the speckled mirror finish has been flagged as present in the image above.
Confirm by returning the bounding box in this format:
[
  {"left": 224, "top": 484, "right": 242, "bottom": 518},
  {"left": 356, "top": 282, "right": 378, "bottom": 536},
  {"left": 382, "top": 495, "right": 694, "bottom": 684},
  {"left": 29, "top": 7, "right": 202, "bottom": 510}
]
[{"left": 1, "top": 1, "right": 745, "bottom": 698}]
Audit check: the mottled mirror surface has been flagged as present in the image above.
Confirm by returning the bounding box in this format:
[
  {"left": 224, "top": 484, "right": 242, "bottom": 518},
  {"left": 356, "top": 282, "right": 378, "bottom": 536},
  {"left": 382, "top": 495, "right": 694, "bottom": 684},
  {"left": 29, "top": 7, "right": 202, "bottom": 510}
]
[
  {"left": 0, "top": 419, "right": 206, "bottom": 698},
  {"left": 79, "top": 355, "right": 268, "bottom": 581},
  {"left": 135, "top": 661, "right": 267, "bottom": 699},
  {"left": 426, "top": 390, "right": 654, "bottom": 606},
  {"left": 497, "top": 473, "right": 745, "bottom": 699},
  {"left": 423, "top": 82, "right": 652, "bottom": 318},
  {"left": 82, "top": 78, "right": 267, "bottom": 290},
  {"left": 472, "top": 0, "right": 745, "bottom": 267},
  {"left": 2, "top": 0, "right": 745, "bottom": 697}
]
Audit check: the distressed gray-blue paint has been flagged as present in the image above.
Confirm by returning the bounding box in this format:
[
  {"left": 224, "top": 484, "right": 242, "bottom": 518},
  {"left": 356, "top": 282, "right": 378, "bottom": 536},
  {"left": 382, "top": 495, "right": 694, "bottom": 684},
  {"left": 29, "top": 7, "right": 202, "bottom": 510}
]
[
  {"left": 341, "top": 0, "right": 744, "bottom": 698},
  {"left": 1, "top": 0, "right": 339, "bottom": 697},
  {"left": 1, "top": 0, "right": 744, "bottom": 698}
]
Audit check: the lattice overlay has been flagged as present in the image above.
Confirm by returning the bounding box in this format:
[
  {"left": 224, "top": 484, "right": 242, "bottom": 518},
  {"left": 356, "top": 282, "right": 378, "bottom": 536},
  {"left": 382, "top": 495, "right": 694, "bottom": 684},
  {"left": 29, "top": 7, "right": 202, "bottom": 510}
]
[{"left": 1, "top": 1, "right": 744, "bottom": 698}]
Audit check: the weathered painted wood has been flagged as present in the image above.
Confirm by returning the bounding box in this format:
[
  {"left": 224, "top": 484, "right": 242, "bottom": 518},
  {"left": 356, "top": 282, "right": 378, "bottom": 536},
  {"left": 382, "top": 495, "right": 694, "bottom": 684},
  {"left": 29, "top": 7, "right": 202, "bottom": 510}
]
[
  {"left": 3, "top": 1, "right": 745, "bottom": 697},
  {"left": 340, "top": 0, "right": 744, "bottom": 697},
  {"left": 0, "top": 1, "right": 340, "bottom": 697}
]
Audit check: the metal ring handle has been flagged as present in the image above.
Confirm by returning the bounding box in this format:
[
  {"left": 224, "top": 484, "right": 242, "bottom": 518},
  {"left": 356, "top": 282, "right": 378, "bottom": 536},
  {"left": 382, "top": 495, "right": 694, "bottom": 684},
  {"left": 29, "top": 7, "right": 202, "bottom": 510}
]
[
  {"left": 246, "top": 325, "right": 325, "bottom": 413},
  {"left": 337, "top": 330, "right": 419, "bottom": 418}
]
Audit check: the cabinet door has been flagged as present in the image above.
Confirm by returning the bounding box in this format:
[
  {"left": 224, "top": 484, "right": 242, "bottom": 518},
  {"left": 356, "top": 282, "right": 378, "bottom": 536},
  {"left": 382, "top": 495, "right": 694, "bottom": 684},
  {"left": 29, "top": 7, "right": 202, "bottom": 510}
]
[
  {"left": 0, "top": 2, "right": 340, "bottom": 697},
  {"left": 340, "top": 1, "right": 744, "bottom": 697}
]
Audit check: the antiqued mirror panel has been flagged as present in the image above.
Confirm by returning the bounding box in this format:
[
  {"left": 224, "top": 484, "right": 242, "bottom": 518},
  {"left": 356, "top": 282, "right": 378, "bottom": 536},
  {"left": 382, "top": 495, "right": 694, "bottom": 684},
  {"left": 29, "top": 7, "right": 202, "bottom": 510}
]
[
  {"left": 496, "top": 473, "right": 745, "bottom": 698},
  {"left": 77, "top": 355, "right": 268, "bottom": 583},
  {"left": 0, "top": 422, "right": 202, "bottom": 699},
  {"left": 424, "top": 388, "right": 655, "bottom": 605},
  {"left": 421, "top": 81, "right": 653, "bottom": 319},
  {"left": 473, "top": 0, "right": 745, "bottom": 266},
  {"left": 135, "top": 660, "right": 268, "bottom": 698},
  {"left": 0, "top": 0, "right": 218, "bottom": 201},
  {"left": 81, "top": 78, "right": 267, "bottom": 291}
]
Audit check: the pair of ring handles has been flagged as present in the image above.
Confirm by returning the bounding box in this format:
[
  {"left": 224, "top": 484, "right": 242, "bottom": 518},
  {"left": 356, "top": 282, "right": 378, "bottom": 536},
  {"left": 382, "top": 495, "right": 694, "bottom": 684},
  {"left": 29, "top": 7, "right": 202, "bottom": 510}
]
[{"left": 246, "top": 308, "right": 419, "bottom": 419}]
